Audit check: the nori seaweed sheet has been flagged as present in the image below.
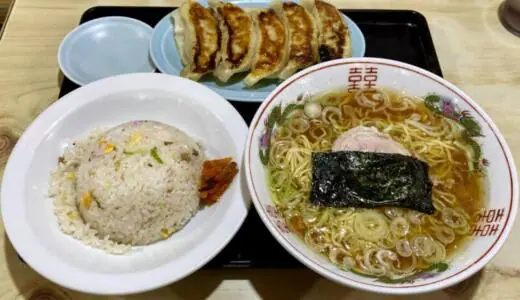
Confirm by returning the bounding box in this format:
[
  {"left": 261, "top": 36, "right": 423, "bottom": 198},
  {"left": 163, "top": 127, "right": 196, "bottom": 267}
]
[{"left": 310, "top": 151, "right": 434, "bottom": 214}]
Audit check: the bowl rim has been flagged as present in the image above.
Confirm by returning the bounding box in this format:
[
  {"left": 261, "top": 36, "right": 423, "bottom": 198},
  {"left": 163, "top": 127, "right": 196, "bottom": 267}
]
[
  {"left": 1, "top": 73, "right": 250, "bottom": 295},
  {"left": 244, "top": 57, "right": 519, "bottom": 294}
]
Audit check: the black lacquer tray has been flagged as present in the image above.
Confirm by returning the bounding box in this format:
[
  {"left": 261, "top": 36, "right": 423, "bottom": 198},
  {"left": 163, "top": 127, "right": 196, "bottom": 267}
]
[{"left": 58, "top": 6, "right": 442, "bottom": 268}]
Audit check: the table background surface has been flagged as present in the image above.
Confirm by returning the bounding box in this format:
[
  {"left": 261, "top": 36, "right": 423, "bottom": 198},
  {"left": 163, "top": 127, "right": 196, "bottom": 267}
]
[{"left": 0, "top": 0, "right": 519, "bottom": 299}]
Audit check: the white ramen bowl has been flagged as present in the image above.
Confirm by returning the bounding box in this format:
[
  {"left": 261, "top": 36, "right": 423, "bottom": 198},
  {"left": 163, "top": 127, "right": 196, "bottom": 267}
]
[
  {"left": 1, "top": 73, "right": 250, "bottom": 295},
  {"left": 244, "top": 57, "right": 518, "bottom": 294}
]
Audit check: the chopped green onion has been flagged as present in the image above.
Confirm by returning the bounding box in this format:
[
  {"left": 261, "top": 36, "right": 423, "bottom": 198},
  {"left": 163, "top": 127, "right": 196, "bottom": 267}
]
[
  {"left": 150, "top": 147, "right": 163, "bottom": 164},
  {"left": 123, "top": 149, "right": 146, "bottom": 155}
]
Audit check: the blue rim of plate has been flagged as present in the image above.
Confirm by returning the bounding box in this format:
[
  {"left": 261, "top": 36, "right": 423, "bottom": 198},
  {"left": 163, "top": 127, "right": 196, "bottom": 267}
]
[
  {"left": 58, "top": 17, "right": 156, "bottom": 86},
  {"left": 149, "top": 1, "right": 366, "bottom": 102}
]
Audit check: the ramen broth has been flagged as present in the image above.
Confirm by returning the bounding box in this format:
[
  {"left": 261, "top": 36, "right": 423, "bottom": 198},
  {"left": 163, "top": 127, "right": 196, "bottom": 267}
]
[{"left": 266, "top": 88, "right": 484, "bottom": 278}]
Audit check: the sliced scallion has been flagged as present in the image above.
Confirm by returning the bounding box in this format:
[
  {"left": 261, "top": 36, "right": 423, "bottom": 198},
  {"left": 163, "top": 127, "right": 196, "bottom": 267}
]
[{"left": 150, "top": 147, "right": 163, "bottom": 164}]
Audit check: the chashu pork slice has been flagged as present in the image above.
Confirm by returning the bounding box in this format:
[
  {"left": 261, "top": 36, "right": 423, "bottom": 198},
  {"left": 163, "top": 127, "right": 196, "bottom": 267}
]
[{"left": 332, "top": 125, "right": 410, "bottom": 155}]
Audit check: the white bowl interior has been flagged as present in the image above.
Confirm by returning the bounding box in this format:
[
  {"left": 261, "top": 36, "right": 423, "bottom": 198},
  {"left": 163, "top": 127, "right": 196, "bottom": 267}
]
[{"left": 246, "top": 58, "right": 518, "bottom": 294}]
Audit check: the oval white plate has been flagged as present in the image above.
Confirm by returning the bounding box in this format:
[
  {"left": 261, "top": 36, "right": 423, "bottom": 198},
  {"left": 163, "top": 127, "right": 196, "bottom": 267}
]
[
  {"left": 1, "top": 73, "right": 250, "bottom": 295},
  {"left": 150, "top": 0, "right": 366, "bottom": 102},
  {"left": 58, "top": 17, "right": 156, "bottom": 86},
  {"left": 245, "top": 58, "right": 518, "bottom": 294}
]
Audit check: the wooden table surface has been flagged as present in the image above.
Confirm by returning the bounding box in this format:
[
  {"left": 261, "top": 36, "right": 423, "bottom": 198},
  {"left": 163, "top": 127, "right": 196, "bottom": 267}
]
[{"left": 0, "top": 0, "right": 520, "bottom": 299}]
